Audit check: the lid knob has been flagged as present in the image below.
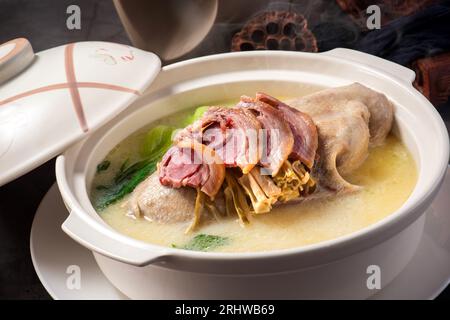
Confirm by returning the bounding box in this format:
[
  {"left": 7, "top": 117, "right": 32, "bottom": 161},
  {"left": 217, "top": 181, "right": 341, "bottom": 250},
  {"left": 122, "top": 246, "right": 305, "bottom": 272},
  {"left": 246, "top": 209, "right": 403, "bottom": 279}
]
[{"left": 0, "top": 38, "right": 35, "bottom": 85}]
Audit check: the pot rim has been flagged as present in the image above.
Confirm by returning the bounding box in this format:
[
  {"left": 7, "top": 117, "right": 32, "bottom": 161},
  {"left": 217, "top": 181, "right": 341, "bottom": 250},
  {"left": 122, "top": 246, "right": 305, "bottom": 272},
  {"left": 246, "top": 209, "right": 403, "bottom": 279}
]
[{"left": 56, "top": 50, "right": 450, "bottom": 267}]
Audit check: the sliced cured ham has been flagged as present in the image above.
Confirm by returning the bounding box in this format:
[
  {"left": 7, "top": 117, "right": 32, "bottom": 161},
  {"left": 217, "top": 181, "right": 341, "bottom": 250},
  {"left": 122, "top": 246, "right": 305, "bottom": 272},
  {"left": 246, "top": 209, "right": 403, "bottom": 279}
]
[
  {"left": 158, "top": 139, "right": 225, "bottom": 198},
  {"left": 176, "top": 107, "right": 262, "bottom": 174},
  {"left": 256, "top": 93, "right": 318, "bottom": 169},
  {"left": 237, "top": 96, "right": 294, "bottom": 176}
]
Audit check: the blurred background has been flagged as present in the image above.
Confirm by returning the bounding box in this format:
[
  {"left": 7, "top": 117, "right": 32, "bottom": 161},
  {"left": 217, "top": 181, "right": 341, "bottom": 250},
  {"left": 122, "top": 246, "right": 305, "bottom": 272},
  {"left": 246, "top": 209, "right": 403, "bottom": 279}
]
[{"left": 0, "top": 0, "right": 449, "bottom": 299}]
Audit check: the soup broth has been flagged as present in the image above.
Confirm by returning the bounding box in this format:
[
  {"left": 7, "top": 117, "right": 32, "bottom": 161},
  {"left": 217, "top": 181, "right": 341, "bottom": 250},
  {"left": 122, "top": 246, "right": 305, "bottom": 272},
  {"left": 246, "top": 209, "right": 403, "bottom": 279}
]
[{"left": 91, "top": 99, "right": 417, "bottom": 253}]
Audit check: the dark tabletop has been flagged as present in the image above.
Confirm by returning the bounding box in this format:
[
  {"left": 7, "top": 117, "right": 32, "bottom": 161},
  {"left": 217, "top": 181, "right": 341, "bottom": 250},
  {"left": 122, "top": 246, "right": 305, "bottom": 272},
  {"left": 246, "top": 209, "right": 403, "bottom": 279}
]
[{"left": 0, "top": 0, "right": 449, "bottom": 300}]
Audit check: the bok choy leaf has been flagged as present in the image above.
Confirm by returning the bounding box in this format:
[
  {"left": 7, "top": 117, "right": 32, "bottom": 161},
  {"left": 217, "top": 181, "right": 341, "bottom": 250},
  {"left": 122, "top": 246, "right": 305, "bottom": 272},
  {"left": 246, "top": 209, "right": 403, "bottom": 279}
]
[
  {"left": 183, "top": 106, "right": 209, "bottom": 126},
  {"left": 95, "top": 125, "right": 176, "bottom": 210},
  {"left": 172, "top": 234, "right": 229, "bottom": 251}
]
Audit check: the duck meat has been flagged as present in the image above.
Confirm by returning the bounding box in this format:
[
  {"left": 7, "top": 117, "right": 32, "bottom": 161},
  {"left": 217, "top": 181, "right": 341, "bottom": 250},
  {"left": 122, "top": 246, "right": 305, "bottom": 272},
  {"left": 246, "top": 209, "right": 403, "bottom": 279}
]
[
  {"left": 288, "top": 83, "right": 393, "bottom": 193},
  {"left": 290, "top": 83, "right": 394, "bottom": 147}
]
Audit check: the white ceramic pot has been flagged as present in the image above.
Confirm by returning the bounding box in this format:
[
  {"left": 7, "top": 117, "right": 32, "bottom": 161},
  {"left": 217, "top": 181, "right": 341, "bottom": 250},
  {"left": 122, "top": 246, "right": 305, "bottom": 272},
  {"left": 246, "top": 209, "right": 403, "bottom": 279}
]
[{"left": 55, "top": 49, "right": 449, "bottom": 299}]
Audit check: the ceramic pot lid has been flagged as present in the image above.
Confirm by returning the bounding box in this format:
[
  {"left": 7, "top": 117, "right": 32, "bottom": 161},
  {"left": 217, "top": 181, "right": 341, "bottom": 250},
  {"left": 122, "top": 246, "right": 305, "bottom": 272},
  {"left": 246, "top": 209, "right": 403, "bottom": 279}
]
[{"left": 0, "top": 38, "right": 161, "bottom": 186}]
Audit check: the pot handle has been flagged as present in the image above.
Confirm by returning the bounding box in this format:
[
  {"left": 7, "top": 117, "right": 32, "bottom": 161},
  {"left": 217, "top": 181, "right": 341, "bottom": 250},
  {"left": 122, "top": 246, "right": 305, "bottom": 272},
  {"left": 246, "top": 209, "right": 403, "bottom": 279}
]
[
  {"left": 321, "top": 48, "right": 416, "bottom": 85},
  {"left": 0, "top": 38, "right": 35, "bottom": 85},
  {"left": 62, "top": 211, "right": 168, "bottom": 266}
]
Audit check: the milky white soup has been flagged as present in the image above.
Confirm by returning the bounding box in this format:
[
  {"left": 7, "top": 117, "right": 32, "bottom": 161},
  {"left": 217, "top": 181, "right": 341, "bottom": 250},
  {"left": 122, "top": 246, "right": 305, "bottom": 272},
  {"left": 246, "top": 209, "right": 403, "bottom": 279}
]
[{"left": 90, "top": 102, "right": 417, "bottom": 253}]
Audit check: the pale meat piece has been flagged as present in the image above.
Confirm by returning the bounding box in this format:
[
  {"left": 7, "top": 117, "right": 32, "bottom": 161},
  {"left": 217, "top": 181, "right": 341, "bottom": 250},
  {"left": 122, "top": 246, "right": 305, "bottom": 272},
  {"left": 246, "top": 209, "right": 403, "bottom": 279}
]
[
  {"left": 127, "top": 172, "right": 196, "bottom": 223},
  {"left": 127, "top": 172, "right": 226, "bottom": 224},
  {"left": 310, "top": 100, "right": 370, "bottom": 192},
  {"left": 288, "top": 83, "right": 393, "bottom": 193},
  {"left": 290, "top": 83, "right": 394, "bottom": 147}
]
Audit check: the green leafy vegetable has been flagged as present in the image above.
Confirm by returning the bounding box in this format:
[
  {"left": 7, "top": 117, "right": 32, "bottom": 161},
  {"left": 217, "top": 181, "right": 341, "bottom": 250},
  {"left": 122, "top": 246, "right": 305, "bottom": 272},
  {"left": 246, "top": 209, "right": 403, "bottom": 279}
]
[
  {"left": 172, "top": 234, "right": 229, "bottom": 252},
  {"left": 114, "top": 157, "right": 155, "bottom": 184},
  {"left": 183, "top": 106, "right": 209, "bottom": 126},
  {"left": 95, "top": 148, "right": 167, "bottom": 210},
  {"left": 96, "top": 160, "right": 110, "bottom": 173},
  {"left": 140, "top": 125, "right": 174, "bottom": 158},
  {"left": 95, "top": 159, "right": 158, "bottom": 210},
  {"left": 94, "top": 124, "right": 178, "bottom": 210}
]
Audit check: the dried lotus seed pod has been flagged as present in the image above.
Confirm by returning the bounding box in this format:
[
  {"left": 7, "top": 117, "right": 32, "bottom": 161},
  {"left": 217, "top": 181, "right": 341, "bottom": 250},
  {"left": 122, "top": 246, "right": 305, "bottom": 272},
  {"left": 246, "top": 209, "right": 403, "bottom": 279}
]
[{"left": 231, "top": 11, "right": 318, "bottom": 52}]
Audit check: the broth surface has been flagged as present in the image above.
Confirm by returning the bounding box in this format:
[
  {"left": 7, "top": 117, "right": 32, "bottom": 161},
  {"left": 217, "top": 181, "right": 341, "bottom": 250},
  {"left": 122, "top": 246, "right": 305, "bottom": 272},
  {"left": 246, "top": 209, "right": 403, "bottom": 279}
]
[{"left": 91, "top": 98, "right": 417, "bottom": 253}]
